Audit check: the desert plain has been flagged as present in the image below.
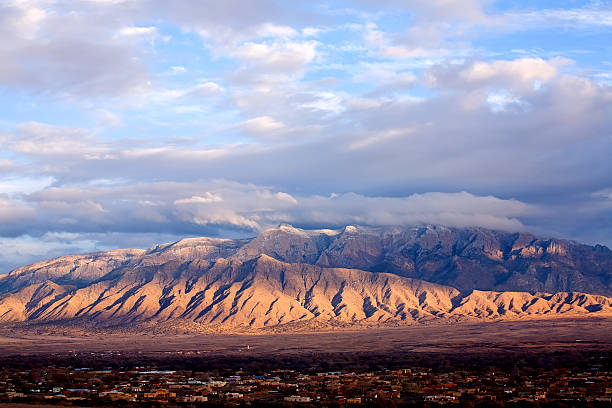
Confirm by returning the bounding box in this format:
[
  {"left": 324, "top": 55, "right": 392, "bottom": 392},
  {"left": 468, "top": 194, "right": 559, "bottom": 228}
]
[{"left": 0, "top": 317, "right": 610, "bottom": 371}]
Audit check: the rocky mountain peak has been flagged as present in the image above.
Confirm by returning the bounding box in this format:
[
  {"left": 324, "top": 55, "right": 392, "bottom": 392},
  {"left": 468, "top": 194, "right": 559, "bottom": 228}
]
[
  {"left": 0, "top": 224, "right": 611, "bottom": 331},
  {"left": 0, "top": 224, "right": 612, "bottom": 330}
]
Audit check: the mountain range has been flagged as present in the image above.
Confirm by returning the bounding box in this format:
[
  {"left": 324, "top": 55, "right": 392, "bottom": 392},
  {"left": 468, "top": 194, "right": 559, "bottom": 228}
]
[{"left": 0, "top": 224, "right": 611, "bottom": 331}]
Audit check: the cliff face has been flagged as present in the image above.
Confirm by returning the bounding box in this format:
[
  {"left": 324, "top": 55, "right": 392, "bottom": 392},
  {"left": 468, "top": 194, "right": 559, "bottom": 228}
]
[{"left": 0, "top": 224, "right": 610, "bottom": 330}]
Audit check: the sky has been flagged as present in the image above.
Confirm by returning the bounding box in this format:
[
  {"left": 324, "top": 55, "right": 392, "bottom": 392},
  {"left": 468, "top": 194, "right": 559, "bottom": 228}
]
[{"left": 0, "top": 0, "right": 611, "bottom": 273}]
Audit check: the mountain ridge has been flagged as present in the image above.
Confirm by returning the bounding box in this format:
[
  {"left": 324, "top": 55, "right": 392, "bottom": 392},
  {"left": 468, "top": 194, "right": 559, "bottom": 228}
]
[
  {"left": 3, "top": 224, "right": 610, "bottom": 295},
  {"left": 1, "top": 224, "right": 611, "bottom": 331},
  {"left": 1, "top": 254, "right": 611, "bottom": 330}
]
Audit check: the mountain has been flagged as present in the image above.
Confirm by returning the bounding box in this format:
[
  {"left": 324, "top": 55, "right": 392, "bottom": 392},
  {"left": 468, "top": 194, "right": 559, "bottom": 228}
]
[
  {"left": 237, "top": 224, "right": 612, "bottom": 295},
  {"left": 0, "top": 224, "right": 611, "bottom": 331}
]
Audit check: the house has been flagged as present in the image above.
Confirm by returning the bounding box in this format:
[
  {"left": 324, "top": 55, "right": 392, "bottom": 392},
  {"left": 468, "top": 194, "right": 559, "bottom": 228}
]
[{"left": 284, "top": 395, "right": 312, "bottom": 402}]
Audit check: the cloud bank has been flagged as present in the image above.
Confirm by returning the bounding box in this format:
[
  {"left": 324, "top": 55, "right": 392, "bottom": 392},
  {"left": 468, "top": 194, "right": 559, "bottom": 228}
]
[{"left": 0, "top": 0, "right": 611, "bottom": 271}]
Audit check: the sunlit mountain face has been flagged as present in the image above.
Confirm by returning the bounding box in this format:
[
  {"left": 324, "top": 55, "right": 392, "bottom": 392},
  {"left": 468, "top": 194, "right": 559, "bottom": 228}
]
[
  {"left": 1, "top": 225, "right": 610, "bottom": 331},
  {"left": 0, "top": 1, "right": 611, "bottom": 277}
]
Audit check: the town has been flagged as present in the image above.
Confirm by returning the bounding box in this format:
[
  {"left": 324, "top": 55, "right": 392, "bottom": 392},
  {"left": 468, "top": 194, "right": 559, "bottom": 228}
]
[{"left": 1, "top": 357, "right": 610, "bottom": 406}]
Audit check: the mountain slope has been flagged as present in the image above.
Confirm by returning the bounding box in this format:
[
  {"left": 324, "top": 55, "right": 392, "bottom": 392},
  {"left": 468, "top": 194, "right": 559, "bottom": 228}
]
[
  {"left": 0, "top": 254, "right": 611, "bottom": 330},
  {"left": 4, "top": 224, "right": 609, "bottom": 296},
  {"left": 0, "top": 224, "right": 611, "bottom": 331},
  {"left": 311, "top": 225, "right": 612, "bottom": 296}
]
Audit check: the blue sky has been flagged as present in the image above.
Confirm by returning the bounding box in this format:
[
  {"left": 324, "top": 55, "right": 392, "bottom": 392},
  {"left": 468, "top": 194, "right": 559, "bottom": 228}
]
[{"left": 0, "top": 0, "right": 611, "bottom": 272}]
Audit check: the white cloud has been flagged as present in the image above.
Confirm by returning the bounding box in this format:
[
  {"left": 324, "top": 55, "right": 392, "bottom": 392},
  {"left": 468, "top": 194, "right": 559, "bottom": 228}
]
[
  {"left": 0, "top": 176, "right": 54, "bottom": 195},
  {"left": 144, "top": 81, "right": 225, "bottom": 103},
  {"left": 184, "top": 82, "right": 225, "bottom": 97},
  {"left": 353, "top": 68, "right": 415, "bottom": 85},
  {"left": 255, "top": 23, "right": 298, "bottom": 38},
  {"left": 300, "top": 91, "right": 345, "bottom": 113},
  {"left": 362, "top": 22, "right": 458, "bottom": 60},
  {"left": 119, "top": 26, "right": 158, "bottom": 37},
  {"left": 174, "top": 193, "right": 224, "bottom": 204},
  {"left": 294, "top": 191, "right": 532, "bottom": 231},
  {"left": 231, "top": 40, "right": 319, "bottom": 73},
  {"left": 171, "top": 65, "right": 187, "bottom": 74},
  {"left": 274, "top": 192, "right": 298, "bottom": 205},
  {"left": 459, "top": 58, "right": 562, "bottom": 88},
  {"left": 486, "top": 90, "right": 524, "bottom": 112},
  {"left": 243, "top": 116, "right": 286, "bottom": 134},
  {"left": 426, "top": 57, "right": 570, "bottom": 92},
  {"left": 302, "top": 27, "right": 325, "bottom": 37},
  {"left": 5, "top": 122, "right": 118, "bottom": 162}
]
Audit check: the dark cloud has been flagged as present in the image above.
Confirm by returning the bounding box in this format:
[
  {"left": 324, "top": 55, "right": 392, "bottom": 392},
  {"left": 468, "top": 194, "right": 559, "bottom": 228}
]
[
  {"left": 3, "top": 63, "right": 611, "bottom": 207},
  {"left": 6, "top": 181, "right": 531, "bottom": 236},
  {"left": 0, "top": 180, "right": 538, "bottom": 273}
]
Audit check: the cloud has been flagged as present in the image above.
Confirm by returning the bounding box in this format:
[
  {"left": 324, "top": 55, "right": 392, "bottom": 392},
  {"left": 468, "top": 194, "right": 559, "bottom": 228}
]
[
  {"left": 504, "top": 7, "right": 612, "bottom": 29},
  {"left": 171, "top": 66, "right": 187, "bottom": 74},
  {"left": 182, "top": 82, "right": 225, "bottom": 98},
  {"left": 346, "top": 127, "right": 413, "bottom": 150},
  {"left": 0, "top": 159, "right": 17, "bottom": 173},
  {"left": 118, "top": 26, "right": 158, "bottom": 37},
  {"left": 363, "top": 23, "right": 452, "bottom": 59},
  {"left": 255, "top": 23, "right": 299, "bottom": 39},
  {"left": 294, "top": 191, "right": 532, "bottom": 232},
  {"left": 0, "top": 0, "right": 150, "bottom": 97},
  {"left": 0, "top": 197, "right": 35, "bottom": 225},
  {"left": 6, "top": 122, "right": 114, "bottom": 159},
  {"left": 2, "top": 0, "right": 608, "bottom": 103},
  {"left": 147, "top": 0, "right": 315, "bottom": 46},
  {"left": 243, "top": 116, "right": 286, "bottom": 135},
  {"left": 352, "top": 0, "right": 492, "bottom": 21},
  {"left": 4, "top": 65, "right": 610, "bottom": 197},
  {"left": 593, "top": 188, "right": 612, "bottom": 203},
  {"left": 0, "top": 178, "right": 539, "bottom": 272},
  {"left": 231, "top": 40, "right": 319, "bottom": 74},
  {"left": 136, "top": 81, "right": 226, "bottom": 107},
  {"left": 1, "top": 1, "right": 611, "bottom": 272},
  {"left": 0, "top": 180, "right": 535, "bottom": 238},
  {"left": 174, "top": 193, "right": 224, "bottom": 204},
  {"left": 426, "top": 57, "right": 568, "bottom": 92}
]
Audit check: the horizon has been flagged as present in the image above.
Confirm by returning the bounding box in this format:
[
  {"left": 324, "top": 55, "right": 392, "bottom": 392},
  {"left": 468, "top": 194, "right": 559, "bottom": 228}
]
[{"left": 1, "top": 0, "right": 611, "bottom": 273}]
